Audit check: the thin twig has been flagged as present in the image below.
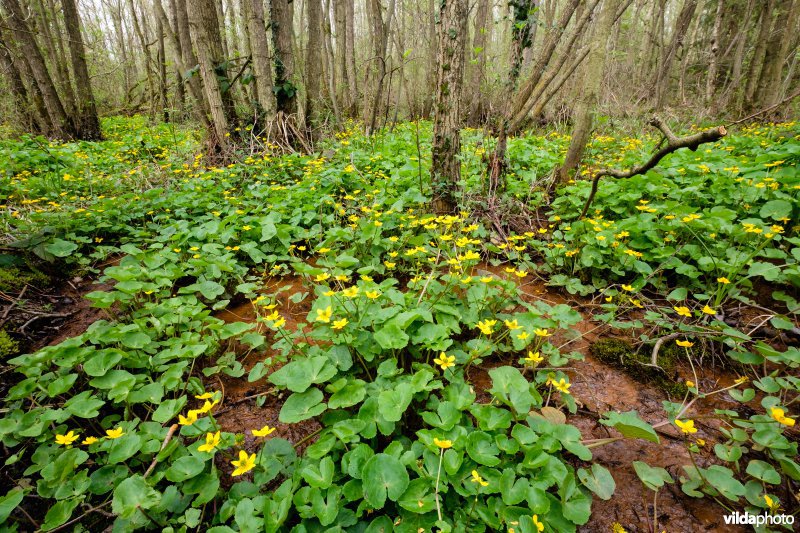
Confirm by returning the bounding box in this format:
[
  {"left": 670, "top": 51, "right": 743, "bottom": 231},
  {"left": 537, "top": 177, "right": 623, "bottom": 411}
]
[{"left": 143, "top": 424, "right": 179, "bottom": 478}]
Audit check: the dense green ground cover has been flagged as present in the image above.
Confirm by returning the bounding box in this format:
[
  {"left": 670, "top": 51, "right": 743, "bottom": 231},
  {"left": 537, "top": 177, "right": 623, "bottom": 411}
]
[{"left": 0, "top": 118, "right": 798, "bottom": 531}]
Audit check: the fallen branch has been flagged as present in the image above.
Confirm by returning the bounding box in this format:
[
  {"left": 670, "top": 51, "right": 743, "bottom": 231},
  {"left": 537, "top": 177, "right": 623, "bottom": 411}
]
[
  {"left": 578, "top": 117, "right": 726, "bottom": 219},
  {"left": 143, "top": 423, "right": 179, "bottom": 478},
  {"left": 19, "top": 311, "right": 73, "bottom": 334}
]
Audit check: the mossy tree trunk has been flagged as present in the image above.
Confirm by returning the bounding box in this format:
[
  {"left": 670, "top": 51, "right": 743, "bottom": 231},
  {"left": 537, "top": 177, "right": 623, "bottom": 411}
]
[{"left": 430, "top": 0, "right": 467, "bottom": 214}]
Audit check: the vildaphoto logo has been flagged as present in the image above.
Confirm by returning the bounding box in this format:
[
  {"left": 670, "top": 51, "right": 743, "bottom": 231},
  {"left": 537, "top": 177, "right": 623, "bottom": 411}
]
[{"left": 723, "top": 511, "right": 795, "bottom": 526}]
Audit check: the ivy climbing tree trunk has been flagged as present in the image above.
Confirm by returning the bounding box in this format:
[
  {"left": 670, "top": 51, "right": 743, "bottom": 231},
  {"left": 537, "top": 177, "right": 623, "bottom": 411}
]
[
  {"left": 430, "top": 0, "right": 467, "bottom": 214},
  {"left": 271, "top": 0, "right": 297, "bottom": 115}
]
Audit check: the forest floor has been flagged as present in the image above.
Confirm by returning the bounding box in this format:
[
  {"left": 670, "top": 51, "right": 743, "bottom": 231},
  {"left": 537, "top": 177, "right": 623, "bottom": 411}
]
[{"left": 0, "top": 116, "right": 797, "bottom": 531}]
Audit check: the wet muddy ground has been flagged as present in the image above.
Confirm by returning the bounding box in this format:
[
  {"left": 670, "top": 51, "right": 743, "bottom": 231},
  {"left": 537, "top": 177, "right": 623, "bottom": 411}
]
[{"left": 8, "top": 263, "right": 781, "bottom": 531}]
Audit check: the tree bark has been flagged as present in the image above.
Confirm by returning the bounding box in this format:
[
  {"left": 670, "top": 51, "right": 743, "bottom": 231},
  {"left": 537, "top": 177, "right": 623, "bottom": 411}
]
[
  {"left": 334, "top": 0, "right": 350, "bottom": 113},
  {"left": 0, "top": 24, "right": 43, "bottom": 133},
  {"left": 467, "top": 0, "right": 491, "bottom": 124},
  {"left": 62, "top": 0, "right": 103, "bottom": 138},
  {"left": 1, "top": 0, "right": 74, "bottom": 138},
  {"left": 271, "top": 0, "right": 297, "bottom": 115},
  {"left": 188, "top": 0, "right": 238, "bottom": 151},
  {"left": 754, "top": 0, "right": 797, "bottom": 109},
  {"left": 430, "top": 0, "right": 467, "bottom": 214},
  {"left": 557, "top": 0, "right": 622, "bottom": 185},
  {"left": 305, "top": 0, "right": 323, "bottom": 127},
  {"left": 247, "top": 0, "right": 276, "bottom": 117},
  {"left": 653, "top": 0, "right": 697, "bottom": 109},
  {"left": 743, "top": 0, "right": 774, "bottom": 109},
  {"left": 704, "top": 0, "right": 724, "bottom": 106}
]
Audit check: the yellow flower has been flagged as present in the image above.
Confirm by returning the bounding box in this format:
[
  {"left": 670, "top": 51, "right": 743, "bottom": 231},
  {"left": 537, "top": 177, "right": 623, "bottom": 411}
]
[
  {"left": 734, "top": 376, "right": 748, "bottom": 384},
  {"left": 525, "top": 351, "right": 544, "bottom": 366},
  {"left": 480, "top": 276, "right": 493, "bottom": 283},
  {"left": 532, "top": 515, "right": 544, "bottom": 532},
  {"left": 769, "top": 407, "right": 796, "bottom": 426},
  {"left": 674, "top": 419, "right": 697, "bottom": 434},
  {"left": 701, "top": 305, "right": 716, "bottom": 315},
  {"left": 471, "top": 470, "right": 489, "bottom": 487},
  {"left": 685, "top": 380, "right": 695, "bottom": 388},
  {"left": 433, "top": 352, "right": 456, "bottom": 371},
  {"left": 433, "top": 438, "right": 452, "bottom": 449},
  {"left": 332, "top": 318, "right": 348, "bottom": 330},
  {"left": 516, "top": 331, "right": 529, "bottom": 340},
  {"left": 365, "top": 290, "right": 380, "bottom": 299},
  {"left": 315, "top": 306, "right": 332, "bottom": 323},
  {"left": 696, "top": 438, "right": 705, "bottom": 447},
  {"left": 674, "top": 306, "right": 692, "bottom": 318},
  {"left": 676, "top": 339, "right": 694, "bottom": 347},
  {"left": 82, "top": 436, "right": 98, "bottom": 445},
  {"left": 764, "top": 494, "right": 780, "bottom": 512},
  {"left": 198, "top": 399, "right": 219, "bottom": 414},
  {"left": 55, "top": 430, "right": 80, "bottom": 446},
  {"left": 179, "top": 411, "right": 198, "bottom": 426},
  {"left": 504, "top": 319, "right": 521, "bottom": 330},
  {"left": 315, "top": 273, "right": 331, "bottom": 282},
  {"left": 548, "top": 378, "right": 571, "bottom": 394},
  {"left": 533, "top": 328, "right": 550, "bottom": 337},
  {"left": 335, "top": 274, "right": 349, "bottom": 281},
  {"left": 231, "top": 450, "right": 257, "bottom": 476},
  {"left": 195, "top": 392, "right": 214, "bottom": 400},
  {"left": 198, "top": 431, "right": 221, "bottom": 453},
  {"left": 252, "top": 425, "right": 276, "bottom": 437},
  {"left": 342, "top": 286, "right": 359, "bottom": 298},
  {"left": 476, "top": 319, "right": 497, "bottom": 335},
  {"left": 611, "top": 523, "right": 627, "bottom": 533},
  {"left": 621, "top": 284, "right": 634, "bottom": 292},
  {"left": 384, "top": 261, "right": 396, "bottom": 268},
  {"left": 514, "top": 270, "right": 528, "bottom": 278},
  {"left": 717, "top": 277, "right": 730, "bottom": 284},
  {"left": 105, "top": 427, "right": 125, "bottom": 439}
]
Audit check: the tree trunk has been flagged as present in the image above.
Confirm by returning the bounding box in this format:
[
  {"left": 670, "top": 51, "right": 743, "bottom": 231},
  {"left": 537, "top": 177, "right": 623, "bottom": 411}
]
[
  {"left": 344, "top": 0, "right": 358, "bottom": 116},
  {"left": 754, "top": 0, "right": 796, "bottom": 109},
  {"left": 1, "top": 0, "right": 74, "bottom": 138},
  {"left": 188, "top": 0, "right": 238, "bottom": 151},
  {"left": 557, "top": 0, "right": 622, "bottom": 185},
  {"left": 0, "top": 24, "right": 43, "bottom": 133},
  {"left": 321, "top": 0, "right": 341, "bottom": 123},
  {"left": 247, "top": 0, "right": 276, "bottom": 117},
  {"left": 271, "top": 0, "right": 297, "bottom": 115},
  {"left": 364, "top": 0, "right": 395, "bottom": 135},
  {"left": 743, "top": 0, "right": 774, "bottom": 109},
  {"left": 305, "top": 0, "right": 323, "bottom": 127},
  {"left": 421, "top": 0, "right": 437, "bottom": 118},
  {"left": 704, "top": 0, "right": 724, "bottom": 106},
  {"left": 62, "top": 0, "right": 103, "bottom": 138},
  {"left": 430, "top": 0, "right": 467, "bottom": 214},
  {"left": 467, "top": 0, "right": 491, "bottom": 124},
  {"left": 334, "top": 0, "right": 350, "bottom": 113},
  {"left": 653, "top": 0, "right": 697, "bottom": 109},
  {"left": 157, "top": 14, "right": 170, "bottom": 122},
  {"left": 128, "top": 0, "right": 156, "bottom": 118},
  {"left": 35, "top": 0, "right": 77, "bottom": 117}
]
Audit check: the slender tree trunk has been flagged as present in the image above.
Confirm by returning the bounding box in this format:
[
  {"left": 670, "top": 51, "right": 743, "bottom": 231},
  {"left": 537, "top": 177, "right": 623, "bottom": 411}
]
[
  {"left": 744, "top": 0, "right": 774, "bottom": 109},
  {"left": 467, "top": 0, "right": 491, "bottom": 124},
  {"left": 653, "top": 0, "right": 697, "bottom": 109},
  {"left": 704, "top": 0, "right": 724, "bottom": 106},
  {"left": 188, "top": 0, "right": 238, "bottom": 151},
  {"left": 247, "top": 0, "right": 276, "bottom": 117},
  {"left": 169, "top": 0, "right": 186, "bottom": 116},
  {"left": 344, "top": 0, "right": 358, "bottom": 116},
  {"left": 755, "top": 0, "right": 797, "bottom": 109},
  {"left": 0, "top": 24, "right": 43, "bottom": 133},
  {"left": 305, "top": 0, "right": 323, "bottom": 127},
  {"left": 157, "top": 14, "right": 170, "bottom": 122},
  {"left": 364, "top": 0, "right": 395, "bottom": 135},
  {"left": 421, "top": 0, "right": 436, "bottom": 118},
  {"left": 1, "top": 0, "right": 73, "bottom": 137},
  {"left": 557, "top": 0, "right": 622, "bottom": 185},
  {"left": 334, "top": 0, "right": 350, "bottom": 113},
  {"left": 62, "top": 0, "right": 103, "bottom": 138},
  {"left": 430, "top": 0, "right": 467, "bottom": 214},
  {"left": 35, "top": 0, "right": 76, "bottom": 117},
  {"left": 271, "top": 0, "right": 297, "bottom": 115},
  {"left": 128, "top": 0, "right": 156, "bottom": 118},
  {"left": 322, "top": 0, "right": 341, "bottom": 123}
]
